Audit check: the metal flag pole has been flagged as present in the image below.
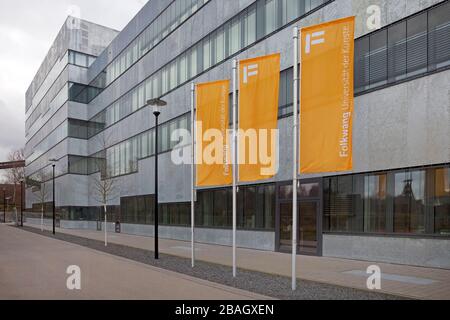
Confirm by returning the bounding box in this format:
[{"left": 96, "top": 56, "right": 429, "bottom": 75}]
[
  {"left": 232, "top": 59, "right": 238, "bottom": 278},
  {"left": 191, "top": 82, "right": 196, "bottom": 268},
  {"left": 292, "top": 26, "right": 300, "bottom": 291}
]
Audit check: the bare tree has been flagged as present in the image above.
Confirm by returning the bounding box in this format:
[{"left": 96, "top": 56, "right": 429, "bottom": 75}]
[
  {"left": 5, "top": 149, "right": 25, "bottom": 225},
  {"left": 90, "top": 133, "right": 119, "bottom": 246},
  {"left": 32, "top": 169, "right": 50, "bottom": 231}
]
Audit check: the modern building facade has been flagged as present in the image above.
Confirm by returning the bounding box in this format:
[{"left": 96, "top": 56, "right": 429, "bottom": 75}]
[{"left": 25, "top": 0, "right": 450, "bottom": 269}]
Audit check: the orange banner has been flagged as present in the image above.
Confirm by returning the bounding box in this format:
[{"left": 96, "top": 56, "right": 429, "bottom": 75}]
[
  {"left": 239, "top": 53, "right": 280, "bottom": 182},
  {"left": 196, "top": 80, "right": 232, "bottom": 187},
  {"left": 300, "top": 17, "right": 355, "bottom": 174}
]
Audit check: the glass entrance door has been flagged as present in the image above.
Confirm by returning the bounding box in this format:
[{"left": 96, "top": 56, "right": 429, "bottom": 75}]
[{"left": 279, "top": 201, "right": 319, "bottom": 255}]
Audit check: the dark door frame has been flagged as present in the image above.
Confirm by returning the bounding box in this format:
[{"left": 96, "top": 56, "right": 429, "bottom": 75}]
[{"left": 275, "top": 178, "right": 323, "bottom": 256}]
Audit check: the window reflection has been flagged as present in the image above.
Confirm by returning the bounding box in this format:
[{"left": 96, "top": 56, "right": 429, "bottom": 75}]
[
  {"left": 364, "top": 174, "right": 387, "bottom": 233},
  {"left": 394, "top": 170, "right": 426, "bottom": 234},
  {"left": 434, "top": 168, "right": 450, "bottom": 235}
]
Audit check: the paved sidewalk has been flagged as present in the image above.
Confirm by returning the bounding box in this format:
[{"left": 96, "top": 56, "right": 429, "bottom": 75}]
[
  {"left": 24, "top": 223, "right": 450, "bottom": 300},
  {"left": 0, "top": 224, "right": 269, "bottom": 300}
]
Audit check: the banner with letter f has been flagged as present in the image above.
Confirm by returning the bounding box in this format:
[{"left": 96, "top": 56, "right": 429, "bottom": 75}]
[
  {"left": 300, "top": 16, "right": 355, "bottom": 174},
  {"left": 238, "top": 53, "right": 281, "bottom": 182}
]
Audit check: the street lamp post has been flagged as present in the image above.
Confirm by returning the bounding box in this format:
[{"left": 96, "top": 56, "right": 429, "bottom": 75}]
[
  {"left": 20, "top": 180, "right": 24, "bottom": 227},
  {"left": 52, "top": 164, "right": 55, "bottom": 235},
  {"left": 3, "top": 188, "right": 5, "bottom": 223},
  {"left": 49, "top": 159, "right": 58, "bottom": 235},
  {"left": 147, "top": 98, "right": 167, "bottom": 260}
]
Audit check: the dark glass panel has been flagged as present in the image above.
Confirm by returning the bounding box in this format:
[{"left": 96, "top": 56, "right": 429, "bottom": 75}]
[
  {"left": 394, "top": 170, "right": 426, "bottom": 234},
  {"left": 428, "top": 1, "right": 450, "bottom": 70},
  {"left": 369, "top": 29, "right": 388, "bottom": 87},
  {"left": 434, "top": 167, "right": 450, "bottom": 235},
  {"left": 407, "top": 12, "right": 428, "bottom": 76},
  {"left": 354, "top": 36, "right": 370, "bottom": 93},
  {"left": 363, "top": 174, "right": 387, "bottom": 233},
  {"left": 388, "top": 21, "right": 407, "bottom": 82}
]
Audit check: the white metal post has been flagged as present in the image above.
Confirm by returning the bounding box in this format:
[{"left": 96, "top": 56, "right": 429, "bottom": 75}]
[
  {"left": 104, "top": 204, "right": 108, "bottom": 247},
  {"left": 232, "top": 59, "right": 238, "bottom": 278},
  {"left": 191, "top": 82, "right": 196, "bottom": 268},
  {"left": 292, "top": 27, "right": 300, "bottom": 291}
]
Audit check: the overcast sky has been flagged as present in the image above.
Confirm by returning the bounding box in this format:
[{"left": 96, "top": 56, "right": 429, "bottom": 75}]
[{"left": 0, "top": 0, "right": 147, "bottom": 168}]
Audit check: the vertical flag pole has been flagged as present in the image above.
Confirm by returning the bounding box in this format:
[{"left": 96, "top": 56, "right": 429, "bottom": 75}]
[
  {"left": 190, "top": 82, "right": 196, "bottom": 268},
  {"left": 292, "top": 27, "right": 300, "bottom": 291},
  {"left": 232, "top": 59, "right": 238, "bottom": 278}
]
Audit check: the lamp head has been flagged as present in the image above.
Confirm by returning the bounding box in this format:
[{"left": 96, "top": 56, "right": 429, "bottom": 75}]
[{"left": 147, "top": 98, "right": 167, "bottom": 115}]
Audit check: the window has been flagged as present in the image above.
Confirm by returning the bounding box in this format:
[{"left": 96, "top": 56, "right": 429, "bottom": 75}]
[
  {"left": 228, "top": 18, "right": 241, "bottom": 56},
  {"left": 278, "top": 68, "right": 293, "bottom": 117},
  {"left": 407, "top": 12, "right": 428, "bottom": 76},
  {"left": 265, "top": 0, "right": 278, "bottom": 35},
  {"left": 159, "top": 123, "right": 169, "bottom": 153},
  {"left": 214, "top": 189, "right": 229, "bottom": 227},
  {"left": 284, "top": 0, "right": 300, "bottom": 24},
  {"left": 244, "top": 5, "right": 256, "bottom": 46},
  {"left": 354, "top": 37, "right": 370, "bottom": 94},
  {"left": 132, "top": 91, "right": 138, "bottom": 112},
  {"left": 434, "top": 167, "right": 450, "bottom": 235},
  {"left": 257, "top": 184, "right": 275, "bottom": 229},
  {"left": 324, "top": 166, "right": 450, "bottom": 236},
  {"left": 169, "top": 61, "right": 177, "bottom": 90},
  {"left": 355, "top": 2, "right": 450, "bottom": 94},
  {"left": 388, "top": 21, "right": 407, "bottom": 83},
  {"left": 323, "top": 175, "right": 364, "bottom": 233},
  {"left": 68, "top": 119, "right": 89, "bottom": 139},
  {"left": 169, "top": 120, "right": 178, "bottom": 149},
  {"left": 428, "top": 1, "right": 450, "bottom": 70},
  {"left": 121, "top": 195, "right": 154, "bottom": 225},
  {"left": 179, "top": 55, "right": 187, "bottom": 84},
  {"left": 68, "top": 51, "right": 95, "bottom": 67},
  {"left": 364, "top": 174, "right": 387, "bottom": 233},
  {"left": 138, "top": 85, "right": 145, "bottom": 110},
  {"left": 203, "top": 37, "right": 211, "bottom": 70},
  {"left": 196, "top": 184, "right": 275, "bottom": 230},
  {"left": 394, "top": 170, "right": 426, "bottom": 234},
  {"left": 239, "top": 186, "right": 256, "bottom": 228},
  {"left": 68, "top": 156, "right": 88, "bottom": 175},
  {"left": 152, "top": 75, "right": 159, "bottom": 98},
  {"left": 189, "top": 47, "right": 198, "bottom": 78},
  {"left": 161, "top": 67, "right": 169, "bottom": 94},
  {"left": 145, "top": 79, "right": 152, "bottom": 101},
  {"left": 214, "top": 27, "right": 225, "bottom": 63},
  {"left": 140, "top": 132, "right": 149, "bottom": 158},
  {"left": 369, "top": 29, "right": 388, "bottom": 88}
]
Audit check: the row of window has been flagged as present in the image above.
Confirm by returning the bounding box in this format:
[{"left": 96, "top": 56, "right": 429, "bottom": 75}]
[
  {"left": 68, "top": 82, "right": 102, "bottom": 104},
  {"left": 106, "top": 0, "right": 210, "bottom": 86},
  {"left": 26, "top": 80, "right": 68, "bottom": 135},
  {"left": 28, "top": 116, "right": 96, "bottom": 167},
  {"left": 355, "top": 0, "right": 450, "bottom": 94},
  {"left": 27, "top": 111, "right": 190, "bottom": 179},
  {"left": 46, "top": 182, "right": 275, "bottom": 231},
  {"left": 26, "top": 120, "right": 68, "bottom": 165},
  {"left": 28, "top": 164, "right": 449, "bottom": 237},
  {"left": 27, "top": 50, "right": 96, "bottom": 135},
  {"left": 324, "top": 165, "right": 450, "bottom": 236},
  {"left": 85, "top": 0, "right": 331, "bottom": 137},
  {"left": 104, "top": 113, "right": 190, "bottom": 178},
  {"left": 68, "top": 50, "right": 96, "bottom": 68},
  {"left": 120, "top": 183, "right": 276, "bottom": 230}
]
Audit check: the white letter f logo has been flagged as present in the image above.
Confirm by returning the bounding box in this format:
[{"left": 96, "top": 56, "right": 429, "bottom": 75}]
[
  {"left": 243, "top": 64, "right": 258, "bottom": 84},
  {"left": 305, "top": 31, "right": 325, "bottom": 54}
]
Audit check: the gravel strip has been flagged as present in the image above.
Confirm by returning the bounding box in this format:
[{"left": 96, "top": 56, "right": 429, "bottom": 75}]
[{"left": 19, "top": 226, "right": 407, "bottom": 300}]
